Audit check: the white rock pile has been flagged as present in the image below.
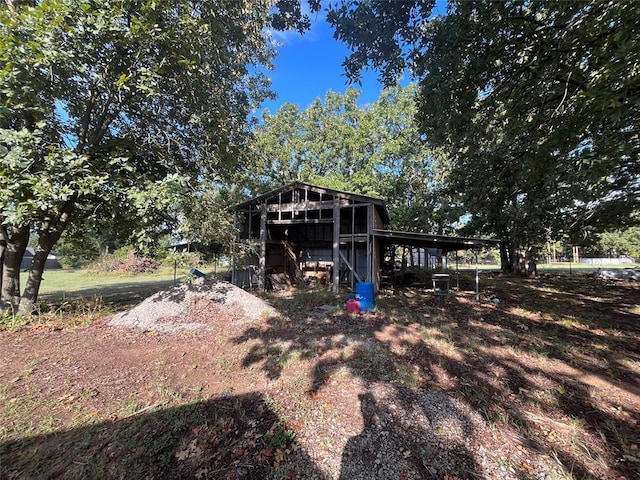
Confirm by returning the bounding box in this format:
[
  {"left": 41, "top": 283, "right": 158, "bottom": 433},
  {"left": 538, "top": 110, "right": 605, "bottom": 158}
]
[{"left": 109, "top": 277, "right": 279, "bottom": 332}]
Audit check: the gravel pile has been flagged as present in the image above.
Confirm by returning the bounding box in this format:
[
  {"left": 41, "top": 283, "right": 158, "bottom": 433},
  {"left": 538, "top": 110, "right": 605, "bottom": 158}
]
[
  {"left": 595, "top": 268, "right": 640, "bottom": 281},
  {"left": 109, "top": 277, "right": 279, "bottom": 332}
]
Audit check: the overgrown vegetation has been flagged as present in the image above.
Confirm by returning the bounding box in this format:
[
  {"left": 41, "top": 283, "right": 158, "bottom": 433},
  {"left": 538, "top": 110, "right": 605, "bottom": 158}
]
[{"left": 89, "top": 250, "right": 160, "bottom": 274}]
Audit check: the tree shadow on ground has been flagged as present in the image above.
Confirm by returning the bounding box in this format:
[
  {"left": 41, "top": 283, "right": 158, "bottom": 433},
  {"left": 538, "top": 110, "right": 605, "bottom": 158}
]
[
  {"left": 38, "top": 279, "right": 177, "bottom": 309},
  {"left": 37, "top": 276, "right": 236, "bottom": 312},
  {"left": 0, "top": 392, "right": 324, "bottom": 480},
  {"left": 233, "top": 292, "right": 497, "bottom": 478},
  {"left": 391, "top": 276, "right": 639, "bottom": 480},
  {"left": 338, "top": 390, "right": 483, "bottom": 479},
  {"left": 233, "top": 277, "right": 640, "bottom": 479},
  {"left": 480, "top": 275, "right": 640, "bottom": 394}
]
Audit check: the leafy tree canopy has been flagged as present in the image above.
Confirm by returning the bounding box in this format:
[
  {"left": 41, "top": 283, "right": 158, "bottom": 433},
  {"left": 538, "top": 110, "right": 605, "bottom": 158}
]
[
  {"left": 246, "top": 84, "right": 460, "bottom": 233},
  {"left": 327, "top": 0, "right": 640, "bottom": 272},
  {"left": 598, "top": 228, "right": 640, "bottom": 260},
  {"left": 0, "top": 0, "right": 316, "bottom": 313}
]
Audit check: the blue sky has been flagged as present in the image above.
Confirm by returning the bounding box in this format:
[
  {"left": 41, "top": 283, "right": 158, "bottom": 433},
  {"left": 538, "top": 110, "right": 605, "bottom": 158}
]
[
  {"left": 258, "top": 2, "right": 447, "bottom": 116},
  {"left": 258, "top": 12, "right": 386, "bottom": 115}
]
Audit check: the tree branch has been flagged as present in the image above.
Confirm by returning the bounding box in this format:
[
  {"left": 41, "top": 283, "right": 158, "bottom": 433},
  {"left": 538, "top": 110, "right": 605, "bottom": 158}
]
[{"left": 76, "top": 89, "right": 95, "bottom": 154}]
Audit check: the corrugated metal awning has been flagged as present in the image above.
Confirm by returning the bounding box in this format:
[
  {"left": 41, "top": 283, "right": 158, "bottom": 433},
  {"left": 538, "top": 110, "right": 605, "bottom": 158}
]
[{"left": 373, "top": 229, "right": 500, "bottom": 251}]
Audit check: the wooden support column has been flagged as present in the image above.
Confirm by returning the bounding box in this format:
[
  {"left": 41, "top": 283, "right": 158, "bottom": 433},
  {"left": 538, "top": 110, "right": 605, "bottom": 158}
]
[
  {"left": 350, "top": 205, "right": 355, "bottom": 286},
  {"left": 259, "top": 202, "right": 267, "bottom": 291},
  {"left": 332, "top": 198, "right": 340, "bottom": 294},
  {"left": 232, "top": 211, "right": 238, "bottom": 286},
  {"left": 367, "top": 204, "right": 373, "bottom": 283}
]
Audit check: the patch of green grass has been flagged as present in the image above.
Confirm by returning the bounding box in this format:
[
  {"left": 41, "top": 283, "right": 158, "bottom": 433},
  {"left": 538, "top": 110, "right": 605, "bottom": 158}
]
[
  {"left": 0, "top": 387, "right": 57, "bottom": 440},
  {"left": 419, "top": 325, "right": 460, "bottom": 357},
  {"left": 149, "top": 381, "right": 184, "bottom": 403},
  {"left": 0, "top": 311, "right": 28, "bottom": 331},
  {"left": 269, "top": 286, "right": 339, "bottom": 316},
  {"left": 343, "top": 340, "right": 393, "bottom": 379},
  {"left": 20, "top": 265, "right": 221, "bottom": 310},
  {"left": 266, "top": 421, "right": 296, "bottom": 449},
  {"left": 214, "top": 356, "right": 238, "bottom": 374},
  {"left": 21, "top": 267, "right": 173, "bottom": 293},
  {"left": 394, "top": 362, "right": 422, "bottom": 388}
]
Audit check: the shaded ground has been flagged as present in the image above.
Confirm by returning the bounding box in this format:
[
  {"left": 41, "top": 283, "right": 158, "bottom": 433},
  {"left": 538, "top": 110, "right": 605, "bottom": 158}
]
[{"left": 1, "top": 274, "right": 639, "bottom": 479}]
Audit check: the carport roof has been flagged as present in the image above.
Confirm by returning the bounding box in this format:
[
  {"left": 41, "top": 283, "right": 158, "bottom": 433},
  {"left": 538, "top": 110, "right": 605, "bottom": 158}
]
[{"left": 373, "top": 229, "right": 500, "bottom": 252}]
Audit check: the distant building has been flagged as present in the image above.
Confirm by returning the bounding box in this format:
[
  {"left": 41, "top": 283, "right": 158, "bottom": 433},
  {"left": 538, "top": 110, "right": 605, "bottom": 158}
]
[{"left": 20, "top": 247, "right": 62, "bottom": 270}]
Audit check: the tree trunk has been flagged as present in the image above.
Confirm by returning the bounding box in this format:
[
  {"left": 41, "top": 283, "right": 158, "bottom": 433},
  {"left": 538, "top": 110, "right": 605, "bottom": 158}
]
[
  {"left": 18, "top": 244, "right": 51, "bottom": 315},
  {"left": 509, "top": 244, "right": 527, "bottom": 276},
  {"left": 0, "top": 224, "right": 30, "bottom": 312},
  {"left": 17, "top": 215, "right": 71, "bottom": 315},
  {"left": 499, "top": 241, "right": 510, "bottom": 273},
  {"left": 0, "top": 239, "right": 5, "bottom": 302}
]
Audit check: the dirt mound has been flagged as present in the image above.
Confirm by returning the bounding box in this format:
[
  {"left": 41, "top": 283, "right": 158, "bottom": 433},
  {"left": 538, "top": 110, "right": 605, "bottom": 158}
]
[{"left": 109, "top": 277, "right": 279, "bottom": 332}]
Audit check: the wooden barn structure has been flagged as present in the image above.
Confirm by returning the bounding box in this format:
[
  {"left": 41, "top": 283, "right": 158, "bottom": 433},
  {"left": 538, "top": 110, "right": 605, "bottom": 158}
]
[{"left": 230, "top": 182, "right": 499, "bottom": 293}]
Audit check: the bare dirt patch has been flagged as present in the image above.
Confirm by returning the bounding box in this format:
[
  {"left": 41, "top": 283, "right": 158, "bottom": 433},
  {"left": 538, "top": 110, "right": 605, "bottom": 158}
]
[{"left": 1, "top": 275, "right": 638, "bottom": 479}]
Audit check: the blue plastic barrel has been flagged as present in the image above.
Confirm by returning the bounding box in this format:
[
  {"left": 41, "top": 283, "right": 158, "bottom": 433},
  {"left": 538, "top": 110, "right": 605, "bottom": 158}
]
[{"left": 355, "top": 281, "right": 375, "bottom": 312}]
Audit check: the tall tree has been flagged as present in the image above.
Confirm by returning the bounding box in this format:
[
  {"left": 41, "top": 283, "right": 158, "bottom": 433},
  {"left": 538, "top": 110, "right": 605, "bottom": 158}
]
[
  {"left": 327, "top": 0, "right": 640, "bottom": 273},
  {"left": 248, "top": 85, "right": 456, "bottom": 233},
  {"left": 597, "top": 225, "right": 640, "bottom": 259},
  {"left": 0, "top": 0, "right": 316, "bottom": 314}
]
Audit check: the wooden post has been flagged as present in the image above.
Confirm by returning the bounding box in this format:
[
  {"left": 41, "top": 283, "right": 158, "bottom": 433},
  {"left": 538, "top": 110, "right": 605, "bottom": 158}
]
[
  {"left": 475, "top": 249, "right": 480, "bottom": 301},
  {"left": 455, "top": 251, "right": 459, "bottom": 289},
  {"left": 350, "top": 204, "right": 355, "bottom": 287},
  {"left": 367, "top": 203, "right": 373, "bottom": 283},
  {"left": 232, "top": 211, "right": 237, "bottom": 286},
  {"left": 332, "top": 198, "right": 340, "bottom": 294},
  {"left": 259, "top": 203, "right": 267, "bottom": 291}
]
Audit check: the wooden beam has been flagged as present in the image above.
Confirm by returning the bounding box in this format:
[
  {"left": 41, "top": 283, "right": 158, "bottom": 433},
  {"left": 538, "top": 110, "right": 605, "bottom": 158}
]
[
  {"left": 263, "top": 199, "right": 348, "bottom": 213},
  {"left": 268, "top": 219, "right": 333, "bottom": 225},
  {"left": 232, "top": 211, "right": 237, "bottom": 286},
  {"left": 351, "top": 205, "right": 355, "bottom": 286},
  {"left": 332, "top": 198, "right": 340, "bottom": 293},
  {"left": 259, "top": 202, "right": 267, "bottom": 291},
  {"left": 338, "top": 234, "right": 368, "bottom": 242},
  {"left": 340, "top": 250, "right": 362, "bottom": 283},
  {"left": 367, "top": 203, "right": 373, "bottom": 283}
]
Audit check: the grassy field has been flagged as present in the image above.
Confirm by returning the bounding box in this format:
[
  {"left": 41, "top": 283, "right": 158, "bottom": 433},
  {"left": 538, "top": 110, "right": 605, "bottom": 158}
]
[
  {"left": 14, "top": 261, "right": 637, "bottom": 317},
  {"left": 22, "top": 266, "right": 194, "bottom": 294},
  {"left": 27, "top": 262, "right": 639, "bottom": 295},
  {"left": 18, "top": 265, "right": 227, "bottom": 311}
]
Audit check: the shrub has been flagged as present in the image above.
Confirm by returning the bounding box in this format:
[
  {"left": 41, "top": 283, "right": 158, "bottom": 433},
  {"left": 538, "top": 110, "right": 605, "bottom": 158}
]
[
  {"left": 162, "top": 251, "right": 205, "bottom": 269},
  {"left": 92, "top": 250, "right": 160, "bottom": 273}
]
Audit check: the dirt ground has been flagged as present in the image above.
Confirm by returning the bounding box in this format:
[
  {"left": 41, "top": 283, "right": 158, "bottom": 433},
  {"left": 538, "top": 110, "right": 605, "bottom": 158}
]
[{"left": 1, "top": 274, "right": 639, "bottom": 479}]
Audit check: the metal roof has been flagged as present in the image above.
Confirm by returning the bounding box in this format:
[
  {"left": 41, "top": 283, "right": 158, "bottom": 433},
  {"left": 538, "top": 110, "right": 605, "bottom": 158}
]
[{"left": 373, "top": 229, "right": 500, "bottom": 251}]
